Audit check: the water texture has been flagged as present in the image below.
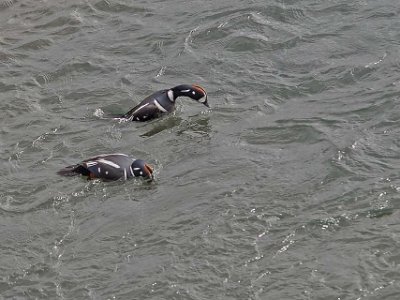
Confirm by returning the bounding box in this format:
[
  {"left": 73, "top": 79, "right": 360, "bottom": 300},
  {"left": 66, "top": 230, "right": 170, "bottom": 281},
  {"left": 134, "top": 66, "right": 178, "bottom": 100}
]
[{"left": 1, "top": 0, "right": 400, "bottom": 299}]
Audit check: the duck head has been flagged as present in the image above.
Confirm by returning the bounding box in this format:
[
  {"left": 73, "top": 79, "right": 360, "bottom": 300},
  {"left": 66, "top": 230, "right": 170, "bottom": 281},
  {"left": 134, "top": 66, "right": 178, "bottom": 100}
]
[
  {"left": 171, "top": 84, "right": 209, "bottom": 108},
  {"left": 131, "top": 159, "right": 154, "bottom": 180}
]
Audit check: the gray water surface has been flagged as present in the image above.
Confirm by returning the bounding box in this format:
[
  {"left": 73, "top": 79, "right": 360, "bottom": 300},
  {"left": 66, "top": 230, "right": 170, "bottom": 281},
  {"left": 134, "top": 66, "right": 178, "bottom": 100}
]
[{"left": 1, "top": 0, "right": 400, "bottom": 299}]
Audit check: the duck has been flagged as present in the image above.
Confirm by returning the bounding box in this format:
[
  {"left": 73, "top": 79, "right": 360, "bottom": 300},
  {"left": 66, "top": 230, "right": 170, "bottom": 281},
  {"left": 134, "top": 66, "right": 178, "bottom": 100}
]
[
  {"left": 120, "top": 84, "right": 208, "bottom": 122},
  {"left": 57, "top": 153, "right": 153, "bottom": 181}
]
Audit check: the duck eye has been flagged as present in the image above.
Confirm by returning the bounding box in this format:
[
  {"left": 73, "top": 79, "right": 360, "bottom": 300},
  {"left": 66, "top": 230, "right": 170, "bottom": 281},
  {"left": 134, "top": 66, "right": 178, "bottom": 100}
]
[{"left": 192, "top": 91, "right": 196, "bottom": 95}]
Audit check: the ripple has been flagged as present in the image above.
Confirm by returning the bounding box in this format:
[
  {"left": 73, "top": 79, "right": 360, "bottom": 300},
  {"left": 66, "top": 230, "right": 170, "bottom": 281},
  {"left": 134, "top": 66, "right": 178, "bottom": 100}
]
[
  {"left": 15, "top": 38, "right": 53, "bottom": 50},
  {"left": 33, "top": 60, "right": 104, "bottom": 86},
  {"left": 242, "top": 123, "right": 325, "bottom": 145},
  {"left": 34, "top": 15, "right": 81, "bottom": 29},
  {"left": 0, "top": 0, "right": 14, "bottom": 9},
  {"left": 184, "top": 4, "right": 309, "bottom": 63},
  {"left": 0, "top": 80, "right": 17, "bottom": 92},
  {"left": 225, "top": 31, "right": 270, "bottom": 52},
  {"left": 93, "top": 0, "right": 147, "bottom": 14}
]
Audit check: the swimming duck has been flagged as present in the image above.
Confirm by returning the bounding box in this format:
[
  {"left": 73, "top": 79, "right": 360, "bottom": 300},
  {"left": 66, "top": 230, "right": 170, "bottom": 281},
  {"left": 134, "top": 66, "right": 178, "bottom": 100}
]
[
  {"left": 57, "top": 153, "right": 153, "bottom": 181},
  {"left": 120, "top": 84, "right": 208, "bottom": 121}
]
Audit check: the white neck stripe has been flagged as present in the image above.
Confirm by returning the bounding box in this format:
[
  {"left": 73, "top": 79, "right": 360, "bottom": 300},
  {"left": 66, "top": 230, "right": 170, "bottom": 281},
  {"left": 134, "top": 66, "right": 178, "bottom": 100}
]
[
  {"left": 154, "top": 99, "right": 168, "bottom": 112},
  {"left": 167, "top": 90, "right": 175, "bottom": 102}
]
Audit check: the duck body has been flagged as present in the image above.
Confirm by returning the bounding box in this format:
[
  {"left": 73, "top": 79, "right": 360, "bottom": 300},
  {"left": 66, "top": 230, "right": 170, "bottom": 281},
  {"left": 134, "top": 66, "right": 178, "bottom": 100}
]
[
  {"left": 121, "top": 84, "right": 208, "bottom": 122},
  {"left": 122, "top": 89, "right": 175, "bottom": 121},
  {"left": 57, "top": 153, "right": 153, "bottom": 181}
]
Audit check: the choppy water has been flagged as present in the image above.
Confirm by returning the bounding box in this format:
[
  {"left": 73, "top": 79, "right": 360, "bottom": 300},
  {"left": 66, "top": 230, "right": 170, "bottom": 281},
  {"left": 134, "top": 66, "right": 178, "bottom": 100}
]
[{"left": 1, "top": 0, "right": 400, "bottom": 299}]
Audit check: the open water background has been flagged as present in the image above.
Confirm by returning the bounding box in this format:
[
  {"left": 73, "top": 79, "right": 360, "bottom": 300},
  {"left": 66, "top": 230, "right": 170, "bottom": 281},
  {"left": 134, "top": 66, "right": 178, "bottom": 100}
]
[{"left": 1, "top": 0, "right": 400, "bottom": 299}]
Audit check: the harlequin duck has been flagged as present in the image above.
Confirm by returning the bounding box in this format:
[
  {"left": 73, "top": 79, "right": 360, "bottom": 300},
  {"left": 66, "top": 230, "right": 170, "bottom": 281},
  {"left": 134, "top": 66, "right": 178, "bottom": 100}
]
[
  {"left": 57, "top": 153, "right": 153, "bottom": 181},
  {"left": 120, "top": 84, "right": 208, "bottom": 121}
]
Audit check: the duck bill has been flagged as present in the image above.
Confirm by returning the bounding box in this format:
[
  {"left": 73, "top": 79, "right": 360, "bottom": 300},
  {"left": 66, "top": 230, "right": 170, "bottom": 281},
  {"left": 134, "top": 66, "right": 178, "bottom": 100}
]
[
  {"left": 203, "top": 97, "right": 210, "bottom": 108},
  {"left": 144, "top": 163, "right": 154, "bottom": 180}
]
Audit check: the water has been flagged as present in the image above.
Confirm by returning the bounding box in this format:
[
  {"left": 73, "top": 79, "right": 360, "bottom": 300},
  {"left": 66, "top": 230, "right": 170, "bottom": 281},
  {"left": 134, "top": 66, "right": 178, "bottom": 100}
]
[{"left": 1, "top": 0, "right": 400, "bottom": 298}]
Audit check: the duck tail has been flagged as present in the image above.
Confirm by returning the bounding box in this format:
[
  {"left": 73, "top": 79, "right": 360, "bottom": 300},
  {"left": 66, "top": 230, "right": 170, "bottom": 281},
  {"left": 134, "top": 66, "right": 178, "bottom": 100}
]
[
  {"left": 57, "top": 165, "right": 88, "bottom": 177},
  {"left": 106, "top": 113, "right": 130, "bottom": 122},
  {"left": 108, "top": 113, "right": 126, "bottom": 119}
]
